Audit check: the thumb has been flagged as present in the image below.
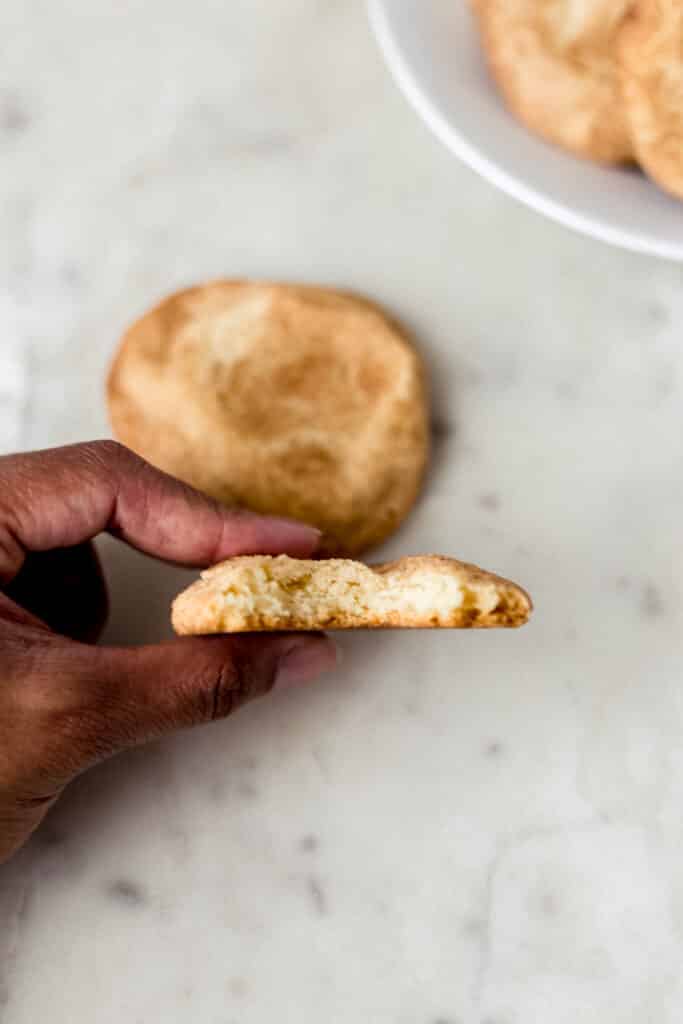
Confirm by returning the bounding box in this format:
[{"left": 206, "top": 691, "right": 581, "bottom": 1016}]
[{"left": 67, "top": 633, "right": 337, "bottom": 765}]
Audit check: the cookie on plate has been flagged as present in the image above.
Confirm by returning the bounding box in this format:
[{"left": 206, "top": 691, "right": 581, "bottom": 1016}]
[
  {"left": 618, "top": 0, "right": 683, "bottom": 199},
  {"left": 108, "top": 281, "right": 430, "bottom": 556},
  {"left": 475, "top": 0, "right": 634, "bottom": 164},
  {"left": 171, "top": 554, "right": 533, "bottom": 633}
]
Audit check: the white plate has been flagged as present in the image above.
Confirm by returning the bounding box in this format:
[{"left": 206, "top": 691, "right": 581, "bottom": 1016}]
[{"left": 369, "top": 0, "right": 683, "bottom": 261}]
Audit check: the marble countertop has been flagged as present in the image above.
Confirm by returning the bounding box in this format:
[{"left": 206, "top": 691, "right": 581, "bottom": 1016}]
[{"left": 3, "top": 2, "right": 683, "bottom": 1022}]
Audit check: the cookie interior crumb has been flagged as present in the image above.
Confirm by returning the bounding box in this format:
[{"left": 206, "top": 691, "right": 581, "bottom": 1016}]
[{"left": 171, "top": 555, "right": 532, "bottom": 633}]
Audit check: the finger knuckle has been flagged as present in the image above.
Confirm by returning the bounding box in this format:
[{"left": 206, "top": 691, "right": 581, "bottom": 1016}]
[
  {"left": 81, "top": 439, "right": 138, "bottom": 471},
  {"left": 200, "top": 647, "right": 272, "bottom": 723}
]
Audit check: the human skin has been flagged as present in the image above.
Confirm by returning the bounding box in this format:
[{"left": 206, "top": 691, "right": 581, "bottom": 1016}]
[{"left": 0, "top": 441, "right": 336, "bottom": 864}]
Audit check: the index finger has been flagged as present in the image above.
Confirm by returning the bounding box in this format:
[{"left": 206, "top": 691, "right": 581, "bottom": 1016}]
[{"left": 0, "top": 441, "right": 320, "bottom": 583}]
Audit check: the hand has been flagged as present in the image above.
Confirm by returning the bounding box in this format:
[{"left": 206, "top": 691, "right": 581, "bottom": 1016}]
[{"left": 0, "top": 441, "right": 336, "bottom": 864}]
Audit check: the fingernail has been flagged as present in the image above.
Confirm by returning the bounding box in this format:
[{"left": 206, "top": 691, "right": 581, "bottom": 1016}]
[
  {"left": 275, "top": 636, "right": 339, "bottom": 691},
  {"left": 261, "top": 518, "right": 322, "bottom": 556}
]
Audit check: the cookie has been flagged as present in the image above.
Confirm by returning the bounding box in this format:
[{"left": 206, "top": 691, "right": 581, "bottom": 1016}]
[
  {"left": 475, "top": 0, "right": 634, "bottom": 164},
  {"left": 618, "top": 0, "right": 683, "bottom": 199},
  {"left": 171, "top": 554, "right": 533, "bottom": 633},
  {"left": 108, "top": 281, "right": 429, "bottom": 556}
]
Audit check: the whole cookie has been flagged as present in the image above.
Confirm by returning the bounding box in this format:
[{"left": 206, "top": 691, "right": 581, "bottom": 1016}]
[
  {"left": 475, "top": 0, "right": 634, "bottom": 164},
  {"left": 108, "top": 281, "right": 430, "bottom": 555},
  {"left": 618, "top": 0, "right": 683, "bottom": 200}
]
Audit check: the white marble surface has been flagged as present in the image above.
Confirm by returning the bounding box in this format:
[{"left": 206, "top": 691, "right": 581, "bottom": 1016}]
[{"left": 3, "top": 2, "right": 683, "bottom": 1022}]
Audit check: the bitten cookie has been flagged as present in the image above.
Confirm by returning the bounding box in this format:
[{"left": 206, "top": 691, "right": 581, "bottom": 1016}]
[
  {"left": 108, "top": 281, "right": 429, "bottom": 556},
  {"left": 475, "top": 0, "right": 634, "bottom": 164},
  {"left": 618, "top": 0, "right": 683, "bottom": 199},
  {"left": 171, "top": 555, "right": 533, "bottom": 633}
]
